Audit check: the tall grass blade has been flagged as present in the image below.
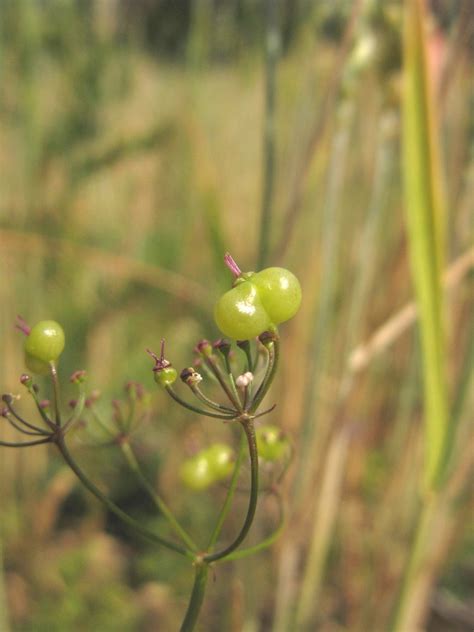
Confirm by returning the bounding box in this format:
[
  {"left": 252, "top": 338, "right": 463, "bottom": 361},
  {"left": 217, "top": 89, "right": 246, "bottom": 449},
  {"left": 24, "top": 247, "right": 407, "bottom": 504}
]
[{"left": 402, "top": 0, "right": 448, "bottom": 490}]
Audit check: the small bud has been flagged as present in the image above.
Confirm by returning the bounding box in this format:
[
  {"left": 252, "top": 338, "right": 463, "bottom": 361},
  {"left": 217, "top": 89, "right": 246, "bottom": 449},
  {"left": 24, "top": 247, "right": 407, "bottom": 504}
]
[
  {"left": 1, "top": 407, "right": 9, "bottom": 417},
  {"left": 195, "top": 339, "right": 213, "bottom": 358},
  {"left": 39, "top": 399, "right": 50, "bottom": 410},
  {"left": 2, "top": 394, "right": 13, "bottom": 405},
  {"left": 180, "top": 367, "right": 203, "bottom": 386},
  {"left": 258, "top": 330, "right": 278, "bottom": 347},
  {"left": 213, "top": 338, "right": 231, "bottom": 357},
  {"left": 70, "top": 370, "right": 87, "bottom": 384},
  {"left": 20, "top": 374, "right": 33, "bottom": 387},
  {"left": 69, "top": 399, "right": 78, "bottom": 409},
  {"left": 125, "top": 381, "right": 145, "bottom": 400},
  {"left": 236, "top": 372, "right": 254, "bottom": 390}
]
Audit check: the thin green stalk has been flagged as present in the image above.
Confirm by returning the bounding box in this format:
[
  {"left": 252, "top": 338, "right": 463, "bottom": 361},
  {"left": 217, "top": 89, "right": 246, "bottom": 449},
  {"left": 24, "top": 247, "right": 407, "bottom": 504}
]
[
  {"left": 389, "top": 494, "right": 438, "bottom": 632},
  {"left": 249, "top": 338, "right": 280, "bottom": 413},
  {"left": 49, "top": 362, "right": 62, "bottom": 426},
  {"left": 207, "top": 431, "right": 246, "bottom": 550},
  {"left": 0, "top": 437, "right": 51, "bottom": 448},
  {"left": 180, "top": 562, "right": 209, "bottom": 632},
  {"left": 222, "top": 353, "right": 242, "bottom": 409},
  {"left": 190, "top": 384, "right": 234, "bottom": 414},
  {"left": 56, "top": 438, "right": 193, "bottom": 558},
  {"left": 223, "top": 491, "right": 285, "bottom": 562},
  {"left": 2, "top": 401, "right": 50, "bottom": 435},
  {"left": 402, "top": 0, "right": 447, "bottom": 490},
  {"left": 203, "top": 356, "right": 242, "bottom": 411},
  {"left": 27, "top": 386, "right": 56, "bottom": 430},
  {"left": 120, "top": 440, "right": 198, "bottom": 552},
  {"left": 62, "top": 387, "right": 86, "bottom": 434},
  {"left": 258, "top": 0, "right": 280, "bottom": 269},
  {"left": 165, "top": 385, "right": 235, "bottom": 420},
  {"left": 204, "top": 420, "right": 259, "bottom": 563}
]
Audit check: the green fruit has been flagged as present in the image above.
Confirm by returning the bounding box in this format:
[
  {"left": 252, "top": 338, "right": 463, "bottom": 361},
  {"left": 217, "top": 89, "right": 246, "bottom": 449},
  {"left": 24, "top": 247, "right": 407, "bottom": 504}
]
[
  {"left": 154, "top": 366, "right": 177, "bottom": 387},
  {"left": 251, "top": 267, "right": 302, "bottom": 325},
  {"left": 24, "top": 320, "right": 65, "bottom": 364},
  {"left": 180, "top": 454, "right": 214, "bottom": 491},
  {"left": 24, "top": 351, "right": 50, "bottom": 376},
  {"left": 256, "top": 425, "right": 289, "bottom": 462},
  {"left": 214, "top": 267, "right": 301, "bottom": 340},
  {"left": 214, "top": 280, "right": 271, "bottom": 340},
  {"left": 205, "top": 444, "right": 235, "bottom": 480}
]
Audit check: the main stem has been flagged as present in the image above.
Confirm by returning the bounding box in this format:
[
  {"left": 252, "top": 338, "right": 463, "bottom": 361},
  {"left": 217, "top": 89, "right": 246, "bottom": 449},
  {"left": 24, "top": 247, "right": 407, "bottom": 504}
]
[
  {"left": 180, "top": 562, "right": 209, "bottom": 632},
  {"left": 204, "top": 419, "right": 259, "bottom": 563}
]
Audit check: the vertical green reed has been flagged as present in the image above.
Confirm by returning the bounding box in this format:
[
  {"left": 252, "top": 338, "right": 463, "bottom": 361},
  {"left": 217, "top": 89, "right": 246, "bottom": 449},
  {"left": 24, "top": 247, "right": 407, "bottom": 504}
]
[
  {"left": 401, "top": 0, "right": 448, "bottom": 492},
  {"left": 391, "top": 1, "right": 450, "bottom": 629}
]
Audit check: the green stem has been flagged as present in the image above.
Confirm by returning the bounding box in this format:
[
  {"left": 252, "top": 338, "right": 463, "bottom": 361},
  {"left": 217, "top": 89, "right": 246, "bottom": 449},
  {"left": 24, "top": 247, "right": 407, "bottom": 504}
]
[
  {"left": 190, "top": 384, "right": 234, "bottom": 414},
  {"left": 180, "top": 562, "right": 209, "bottom": 632},
  {"left": 62, "top": 387, "right": 86, "bottom": 434},
  {"left": 3, "top": 401, "right": 50, "bottom": 435},
  {"left": 165, "top": 386, "right": 235, "bottom": 420},
  {"left": 204, "top": 419, "right": 259, "bottom": 563},
  {"left": 389, "top": 494, "right": 438, "bottom": 632},
  {"left": 223, "top": 354, "right": 242, "bottom": 409},
  {"left": 49, "top": 362, "right": 62, "bottom": 426},
  {"left": 249, "top": 338, "right": 280, "bottom": 413},
  {"left": 56, "top": 437, "right": 193, "bottom": 558},
  {"left": 207, "top": 431, "right": 246, "bottom": 550},
  {"left": 203, "top": 356, "right": 242, "bottom": 411},
  {"left": 27, "top": 386, "right": 56, "bottom": 430},
  {"left": 0, "top": 437, "right": 51, "bottom": 448},
  {"left": 120, "top": 440, "right": 198, "bottom": 552}
]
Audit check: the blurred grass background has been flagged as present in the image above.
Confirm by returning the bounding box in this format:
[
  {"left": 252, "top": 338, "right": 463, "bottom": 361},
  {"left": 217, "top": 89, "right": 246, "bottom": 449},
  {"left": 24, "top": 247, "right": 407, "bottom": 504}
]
[{"left": 0, "top": 1, "right": 473, "bottom": 630}]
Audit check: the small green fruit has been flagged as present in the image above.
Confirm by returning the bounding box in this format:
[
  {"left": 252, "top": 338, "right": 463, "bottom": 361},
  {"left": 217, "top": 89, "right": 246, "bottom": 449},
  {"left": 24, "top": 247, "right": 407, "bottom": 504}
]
[
  {"left": 24, "top": 320, "right": 65, "bottom": 365},
  {"left": 205, "top": 443, "right": 235, "bottom": 480},
  {"left": 256, "top": 425, "right": 289, "bottom": 462},
  {"left": 180, "top": 454, "right": 214, "bottom": 491},
  {"left": 154, "top": 366, "right": 177, "bottom": 387}
]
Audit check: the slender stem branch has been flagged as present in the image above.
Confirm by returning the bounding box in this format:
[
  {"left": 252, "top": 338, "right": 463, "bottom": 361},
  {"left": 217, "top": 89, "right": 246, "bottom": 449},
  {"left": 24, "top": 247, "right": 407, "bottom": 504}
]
[
  {"left": 2, "top": 401, "right": 50, "bottom": 435},
  {"left": 0, "top": 437, "right": 52, "bottom": 448},
  {"left": 180, "top": 562, "right": 209, "bottom": 632},
  {"left": 2, "top": 414, "right": 46, "bottom": 436},
  {"left": 120, "top": 440, "right": 198, "bottom": 552},
  {"left": 55, "top": 437, "right": 193, "bottom": 558},
  {"left": 223, "top": 490, "right": 285, "bottom": 561},
  {"left": 203, "top": 356, "right": 243, "bottom": 411},
  {"left": 62, "top": 388, "right": 86, "bottom": 434},
  {"left": 203, "top": 419, "right": 259, "bottom": 563},
  {"left": 223, "top": 354, "right": 242, "bottom": 409},
  {"left": 190, "top": 384, "right": 234, "bottom": 414},
  {"left": 165, "top": 386, "right": 235, "bottom": 420},
  {"left": 49, "top": 362, "right": 62, "bottom": 426},
  {"left": 207, "top": 431, "right": 246, "bottom": 550},
  {"left": 249, "top": 338, "right": 280, "bottom": 413},
  {"left": 27, "top": 387, "right": 56, "bottom": 430}
]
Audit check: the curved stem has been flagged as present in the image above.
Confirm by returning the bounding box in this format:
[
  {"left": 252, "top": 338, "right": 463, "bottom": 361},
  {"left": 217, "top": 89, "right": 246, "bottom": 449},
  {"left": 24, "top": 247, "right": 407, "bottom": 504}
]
[
  {"left": 165, "top": 386, "right": 235, "bottom": 420},
  {"left": 0, "top": 437, "right": 52, "bottom": 448},
  {"left": 2, "top": 412, "right": 48, "bottom": 436},
  {"left": 3, "top": 402, "right": 50, "bottom": 435},
  {"left": 180, "top": 562, "right": 209, "bottom": 632},
  {"left": 249, "top": 337, "right": 280, "bottom": 413},
  {"left": 222, "top": 490, "right": 285, "bottom": 561},
  {"left": 62, "top": 387, "right": 86, "bottom": 434},
  {"left": 120, "top": 441, "right": 198, "bottom": 552},
  {"left": 203, "top": 356, "right": 242, "bottom": 411},
  {"left": 204, "top": 419, "right": 259, "bottom": 563},
  {"left": 56, "top": 437, "right": 193, "bottom": 558},
  {"left": 190, "top": 384, "right": 234, "bottom": 414},
  {"left": 207, "top": 431, "right": 246, "bottom": 550},
  {"left": 27, "top": 387, "right": 56, "bottom": 430}
]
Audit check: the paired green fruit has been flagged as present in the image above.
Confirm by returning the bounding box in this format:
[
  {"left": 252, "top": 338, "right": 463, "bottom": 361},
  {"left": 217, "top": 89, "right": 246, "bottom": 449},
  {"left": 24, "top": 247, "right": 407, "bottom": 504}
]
[
  {"left": 180, "top": 443, "right": 235, "bottom": 491},
  {"left": 24, "top": 320, "right": 65, "bottom": 373},
  {"left": 256, "top": 425, "right": 289, "bottom": 462},
  {"left": 214, "top": 267, "right": 302, "bottom": 340}
]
